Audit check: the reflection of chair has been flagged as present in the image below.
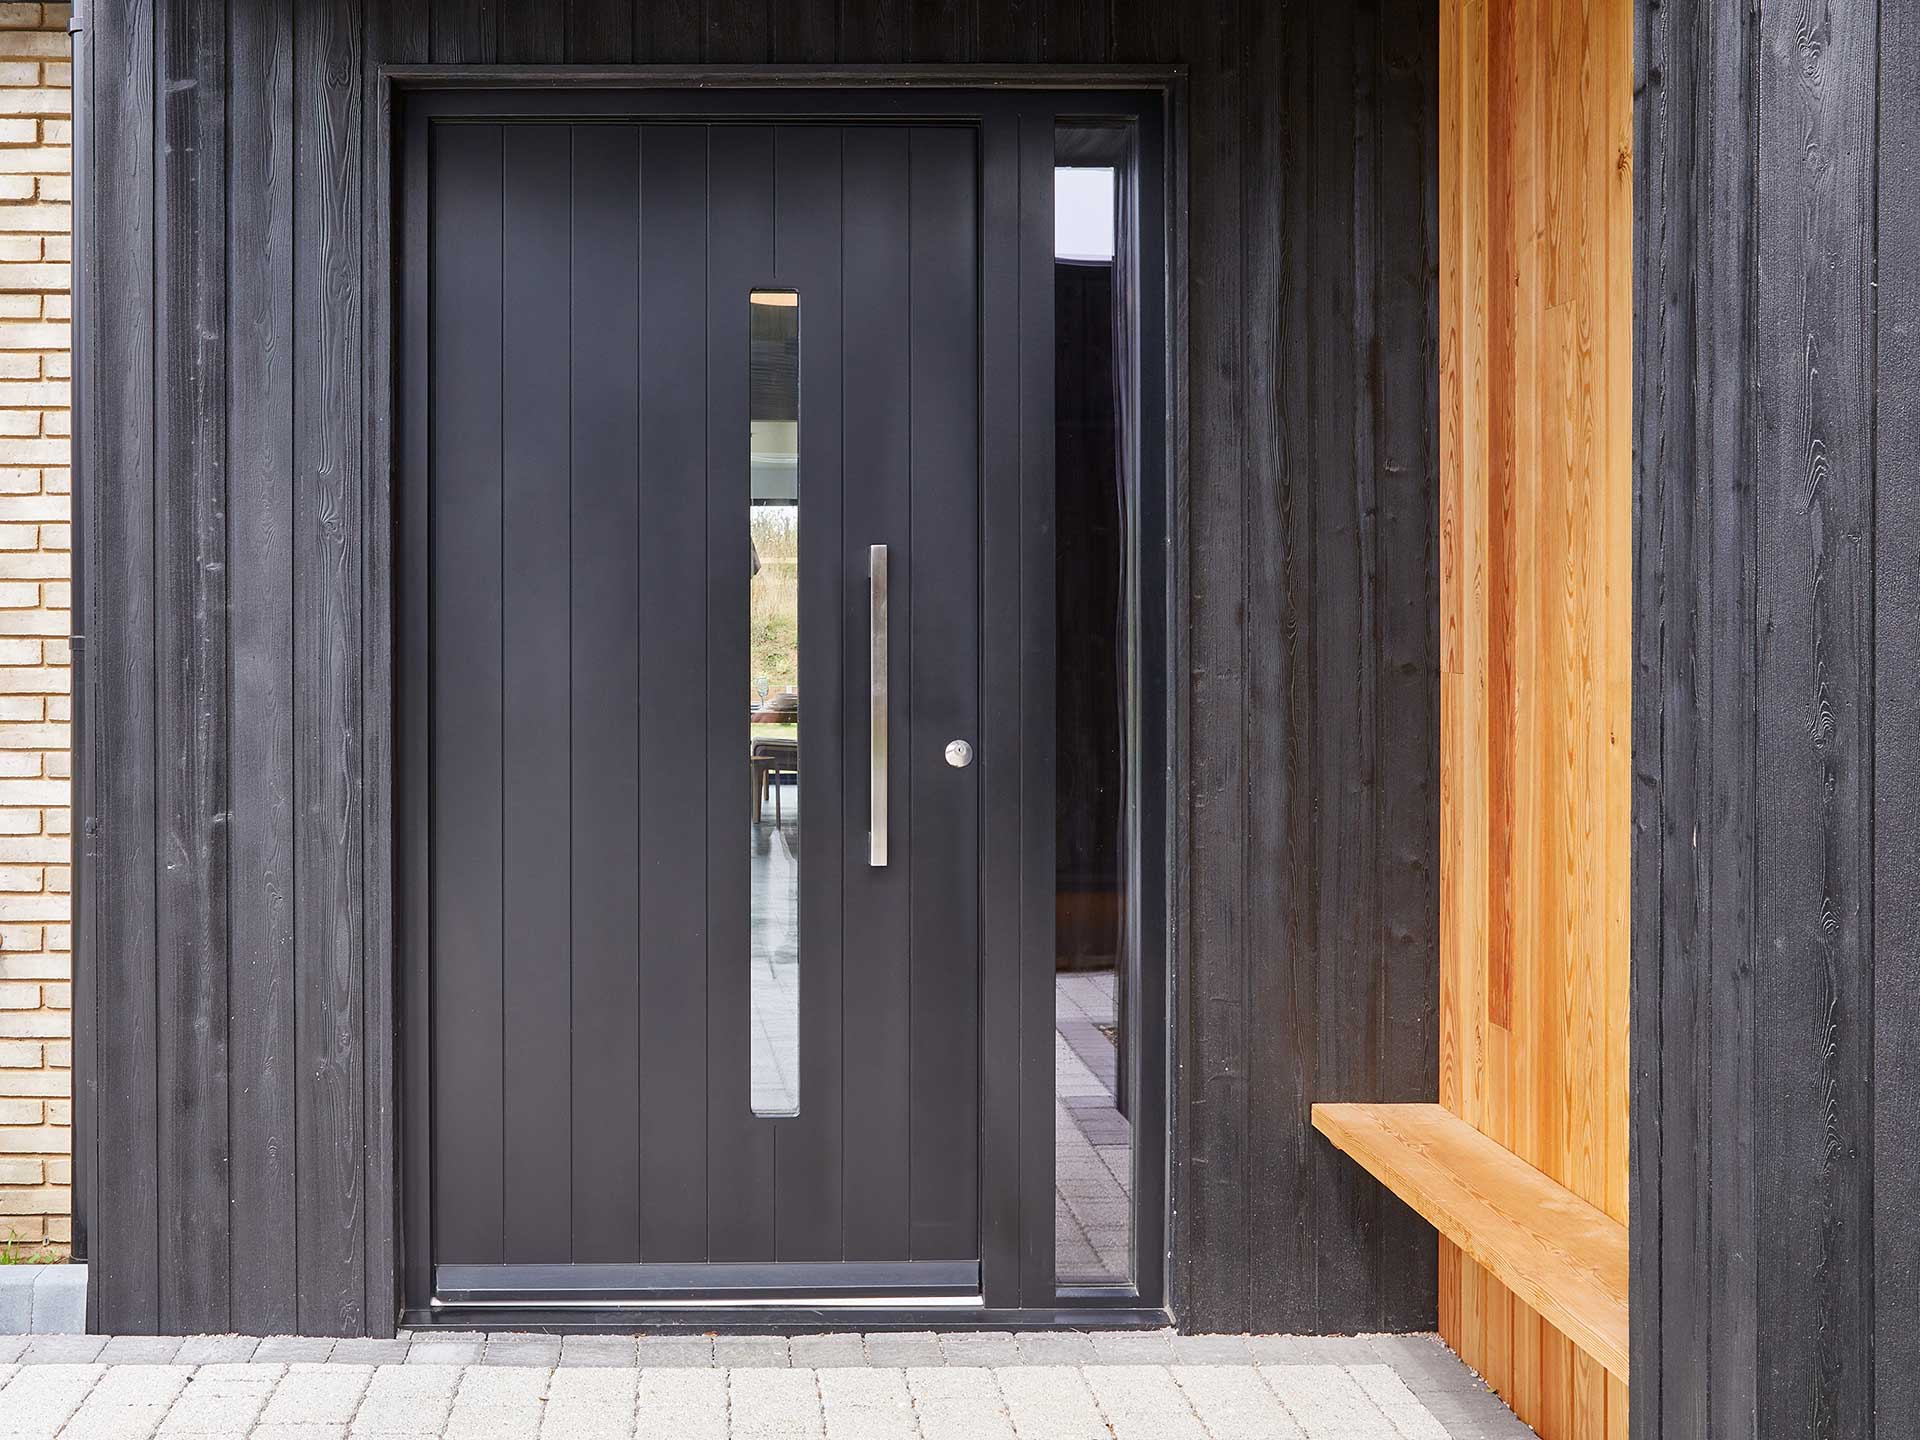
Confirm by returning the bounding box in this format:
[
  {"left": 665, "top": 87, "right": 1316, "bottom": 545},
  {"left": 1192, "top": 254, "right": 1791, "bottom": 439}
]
[{"left": 751, "top": 738, "right": 799, "bottom": 824}]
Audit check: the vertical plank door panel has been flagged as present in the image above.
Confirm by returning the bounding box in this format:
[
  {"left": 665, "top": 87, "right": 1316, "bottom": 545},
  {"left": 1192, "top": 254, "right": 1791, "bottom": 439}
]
[
  {"left": 837, "top": 126, "right": 914, "bottom": 1263},
  {"left": 705, "top": 125, "right": 779, "bottom": 1260},
  {"left": 428, "top": 122, "right": 505, "bottom": 1268},
  {"left": 771, "top": 124, "right": 848, "bottom": 1261},
  {"left": 636, "top": 123, "right": 714, "bottom": 1262},
  {"left": 500, "top": 124, "right": 574, "bottom": 1262},
  {"left": 568, "top": 123, "right": 645, "bottom": 1263},
  {"left": 905, "top": 125, "right": 982, "bottom": 1263}
]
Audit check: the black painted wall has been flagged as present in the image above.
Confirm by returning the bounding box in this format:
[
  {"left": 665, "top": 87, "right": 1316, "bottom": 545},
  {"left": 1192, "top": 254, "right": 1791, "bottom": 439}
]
[
  {"left": 73, "top": 0, "right": 1440, "bottom": 1336},
  {"left": 1633, "top": 0, "right": 1920, "bottom": 1434}
]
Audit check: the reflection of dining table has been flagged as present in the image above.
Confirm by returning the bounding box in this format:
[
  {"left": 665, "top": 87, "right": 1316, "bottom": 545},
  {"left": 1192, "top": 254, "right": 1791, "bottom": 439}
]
[{"left": 751, "top": 725, "right": 799, "bottom": 824}]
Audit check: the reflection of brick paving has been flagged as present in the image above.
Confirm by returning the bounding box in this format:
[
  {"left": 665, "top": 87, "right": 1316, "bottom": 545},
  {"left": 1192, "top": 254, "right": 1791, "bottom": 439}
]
[
  {"left": 1056, "top": 973, "right": 1132, "bottom": 1284},
  {"left": 0, "top": 1332, "right": 1534, "bottom": 1438}
]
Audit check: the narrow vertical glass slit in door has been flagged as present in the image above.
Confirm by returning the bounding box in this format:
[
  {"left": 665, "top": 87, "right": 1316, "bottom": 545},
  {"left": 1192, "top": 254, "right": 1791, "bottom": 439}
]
[{"left": 750, "top": 288, "right": 801, "bottom": 1118}]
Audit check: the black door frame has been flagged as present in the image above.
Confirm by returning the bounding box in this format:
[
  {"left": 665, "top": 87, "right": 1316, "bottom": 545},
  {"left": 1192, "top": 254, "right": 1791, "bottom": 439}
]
[{"left": 377, "top": 67, "right": 1182, "bottom": 1332}]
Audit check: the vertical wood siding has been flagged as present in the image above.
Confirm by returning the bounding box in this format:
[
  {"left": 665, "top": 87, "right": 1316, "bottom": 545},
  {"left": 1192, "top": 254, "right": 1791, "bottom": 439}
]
[
  {"left": 75, "top": 0, "right": 1439, "bottom": 1335},
  {"left": 1634, "top": 0, "right": 1920, "bottom": 1435},
  {"left": 1437, "top": 0, "right": 1632, "bottom": 1433}
]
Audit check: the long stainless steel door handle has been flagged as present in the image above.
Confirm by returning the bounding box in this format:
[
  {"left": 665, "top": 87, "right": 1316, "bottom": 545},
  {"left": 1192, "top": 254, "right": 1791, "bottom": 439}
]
[{"left": 869, "top": 544, "right": 888, "bottom": 867}]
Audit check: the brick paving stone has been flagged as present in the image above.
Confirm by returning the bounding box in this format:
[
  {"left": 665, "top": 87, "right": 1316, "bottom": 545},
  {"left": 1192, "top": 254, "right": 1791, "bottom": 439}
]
[
  {"left": 479, "top": 1335, "right": 561, "bottom": 1368},
  {"left": 1167, "top": 1332, "right": 1254, "bottom": 1365},
  {"left": 634, "top": 1334, "right": 715, "bottom": 1368},
  {"left": 1087, "top": 1329, "right": 1177, "bottom": 1366},
  {"left": 558, "top": 1334, "right": 638, "bottom": 1368},
  {"left": 1172, "top": 1363, "right": 1307, "bottom": 1439},
  {"left": 0, "top": 1336, "right": 27, "bottom": 1364},
  {"left": 329, "top": 1339, "right": 412, "bottom": 1366},
  {"left": 443, "top": 1364, "right": 550, "bottom": 1439},
  {"left": 785, "top": 1333, "right": 868, "bottom": 1370},
  {"left": 815, "top": 1366, "right": 918, "bottom": 1440},
  {"left": 712, "top": 1333, "right": 791, "bottom": 1368},
  {"left": 859, "top": 1331, "right": 945, "bottom": 1368},
  {"left": 54, "top": 1362, "right": 193, "bottom": 1440},
  {"left": 158, "top": 1364, "right": 282, "bottom": 1435},
  {"left": 20, "top": 1333, "right": 106, "bottom": 1364},
  {"left": 1081, "top": 1365, "right": 1210, "bottom": 1440},
  {"left": 541, "top": 1366, "right": 637, "bottom": 1439},
  {"left": 0, "top": 1362, "right": 107, "bottom": 1440},
  {"left": 256, "top": 1363, "right": 374, "bottom": 1427},
  {"left": 726, "top": 1365, "right": 822, "bottom": 1438},
  {"left": 1348, "top": 1364, "right": 1455, "bottom": 1440},
  {"left": 350, "top": 1363, "right": 462, "bottom": 1435},
  {"left": 994, "top": 1364, "right": 1110, "bottom": 1440},
  {"left": 1012, "top": 1330, "right": 1099, "bottom": 1366},
  {"left": 405, "top": 1343, "right": 482, "bottom": 1367},
  {"left": 1260, "top": 1363, "right": 1395, "bottom": 1435},
  {"left": 255, "top": 1337, "right": 338, "bottom": 1364},
  {"left": 905, "top": 1365, "right": 1014, "bottom": 1440},
  {"left": 635, "top": 1367, "right": 728, "bottom": 1440},
  {"left": 97, "top": 1336, "right": 185, "bottom": 1364},
  {"left": 935, "top": 1331, "right": 1021, "bottom": 1367},
  {"left": 173, "top": 1337, "right": 261, "bottom": 1365}
]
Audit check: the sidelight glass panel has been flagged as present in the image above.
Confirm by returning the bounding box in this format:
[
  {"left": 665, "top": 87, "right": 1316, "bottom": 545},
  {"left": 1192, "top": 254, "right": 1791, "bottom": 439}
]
[
  {"left": 1053, "top": 159, "right": 1135, "bottom": 1285},
  {"left": 750, "top": 288, "right": 802, "bottom": 1119}
]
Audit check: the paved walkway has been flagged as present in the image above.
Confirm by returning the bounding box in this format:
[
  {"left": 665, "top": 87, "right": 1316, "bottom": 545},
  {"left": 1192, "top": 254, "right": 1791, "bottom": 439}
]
[{"left": 0, "top": 1331, "right": 1532, "bottom": 1439}]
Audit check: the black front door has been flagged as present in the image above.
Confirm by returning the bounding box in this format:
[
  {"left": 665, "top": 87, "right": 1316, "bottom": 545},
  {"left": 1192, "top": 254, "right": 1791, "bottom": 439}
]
[{"left": 411, "top": 118, "right": 985, "bottom": 1303}]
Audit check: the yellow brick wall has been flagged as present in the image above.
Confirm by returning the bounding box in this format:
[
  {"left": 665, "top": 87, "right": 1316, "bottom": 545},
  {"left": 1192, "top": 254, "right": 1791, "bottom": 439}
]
[{"left": 0, "top": 2, "right": 69, "bottom": 1251}]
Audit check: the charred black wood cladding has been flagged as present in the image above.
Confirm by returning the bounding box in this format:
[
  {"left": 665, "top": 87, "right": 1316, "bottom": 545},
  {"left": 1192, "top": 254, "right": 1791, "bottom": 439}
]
[
  {"left": 74, "top": 0, "right": 1439, "bottom": 1335},
  {"left": 1634, "top": 0, "right": 1920, "bottom": 1436}
]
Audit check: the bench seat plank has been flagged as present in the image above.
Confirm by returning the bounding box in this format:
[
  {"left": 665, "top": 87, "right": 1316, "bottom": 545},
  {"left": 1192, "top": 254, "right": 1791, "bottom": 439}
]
[{"left": 1312, "top": 1102, "right": 1628, "bottom": 1382}]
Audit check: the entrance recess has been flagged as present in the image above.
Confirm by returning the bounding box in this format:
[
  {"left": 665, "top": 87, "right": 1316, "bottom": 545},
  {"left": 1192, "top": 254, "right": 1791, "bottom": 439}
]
[{"left": 413, "top": 117, "right": 983, "bottom": 1305}]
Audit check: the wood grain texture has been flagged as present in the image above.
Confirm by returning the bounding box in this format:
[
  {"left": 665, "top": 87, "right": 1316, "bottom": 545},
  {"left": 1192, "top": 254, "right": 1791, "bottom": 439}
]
[
  {"left": 1314, "top": 1104, "right": 1626, "bottom": 1382},
  {"left": 1633, "top": 0, "right": 1913, "bottom": 1434},
  {"left": 76, "top": 0, "right": 1441, "bottom": 1336},
  {"left": 153, "top": 0, "right": 230, "bottom": 1335},
  {"left": 1438, "top": 0, "right": 1630, "bottom": 1431}
]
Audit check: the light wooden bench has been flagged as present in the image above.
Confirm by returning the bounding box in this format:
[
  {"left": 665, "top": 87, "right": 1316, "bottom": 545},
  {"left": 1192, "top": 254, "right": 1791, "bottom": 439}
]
[{"left": 1312, "top": 1102, "right": 1628, "bottom": 1383}]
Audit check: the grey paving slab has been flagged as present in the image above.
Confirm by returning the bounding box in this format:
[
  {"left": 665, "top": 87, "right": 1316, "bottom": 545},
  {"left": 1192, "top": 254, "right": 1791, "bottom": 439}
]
[
  {"left": 936, "top": 1330, "right": 1022, "bottom": 1367},
  {"left": 478, "top": 1335, "right": 561, "bottom": 1368},
  {"left": 0, "top": 1330, "right": 1535, "bottom": 1439},
  {"left": 634, "top": 1334, "right": 716, "bottom": 1368},
  {"left": 858, "top": 1331, "right": 945, "bottom": 1368},
  {"left": 712, "top": 1333, "right": 791, "bottom": 1368},
  {"left": 99, "top": 1335, "right": 187, "bottom": 1364},
  {"left": 558, "top": 1334, "right": 639, "bottom": 1367},
  {"left": 1013, "top": 1330, "right": 1100, "bottom": 1366},
  {"left": 173, "top": 1336, "right": 261, "bottom": 1366},
  {"left": 19, "top": 1332, "right": 106, "bottom": 1363},
  {"left": 52, "top": 1362, "right": 194, "bottom": 1440},
  {"left": 254, "top": 1337, "right": 338, "bottom": 1364},
  {"left": 785, "top": 1332, "right": 868, "bottom": 1370},
  {"left": 1087, "top": 1329, "right": 1178, "bottom": 1366},
  {"left": 329, "top": 1338, "right": 413, "bottom": 1366}
]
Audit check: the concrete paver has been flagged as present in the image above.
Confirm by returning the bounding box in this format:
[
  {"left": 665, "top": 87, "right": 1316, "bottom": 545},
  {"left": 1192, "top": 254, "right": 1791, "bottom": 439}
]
[{"left": 0, "top": 1331, "right": 1534, "bottom": 1438}]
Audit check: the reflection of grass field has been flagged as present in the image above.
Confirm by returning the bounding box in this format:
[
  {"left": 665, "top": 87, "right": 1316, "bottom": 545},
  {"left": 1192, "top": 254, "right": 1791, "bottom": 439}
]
[{"left": 751, "top": 509, "right": 799, "bottom": 695}]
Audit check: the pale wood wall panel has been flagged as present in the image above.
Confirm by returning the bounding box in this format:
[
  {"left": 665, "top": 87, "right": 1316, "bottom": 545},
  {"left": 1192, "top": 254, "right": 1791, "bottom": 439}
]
[{"left": 1439, "top": 0, "right": 1631, "bottom": 1432}]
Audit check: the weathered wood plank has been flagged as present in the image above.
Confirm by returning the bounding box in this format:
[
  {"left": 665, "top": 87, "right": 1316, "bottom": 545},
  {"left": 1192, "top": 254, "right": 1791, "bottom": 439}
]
[
  {"left": 1752, "top": 0, "right": 1876, "bottom": 1431},
  {"left": 153, "top": 0, "right": 230, "bottom": 1336},
  {"left": 1315, "top": 1104, "right": 1628, "bottom": 1382},
  {"left": 1177, "top": 0, "right": 1249, "bottom": 1335},
  {"left": 88, "top": 0, "right": 162, "bottom": 1335},
  {"left": 293, "top": 0, "right": 367, "bottom": 1337},
  {"left": 1876, "top": 0, "right": 1920, "bottom": 1426},
  {"left": 226, "top": 0, "right": 297, "bottom": 1337}
]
